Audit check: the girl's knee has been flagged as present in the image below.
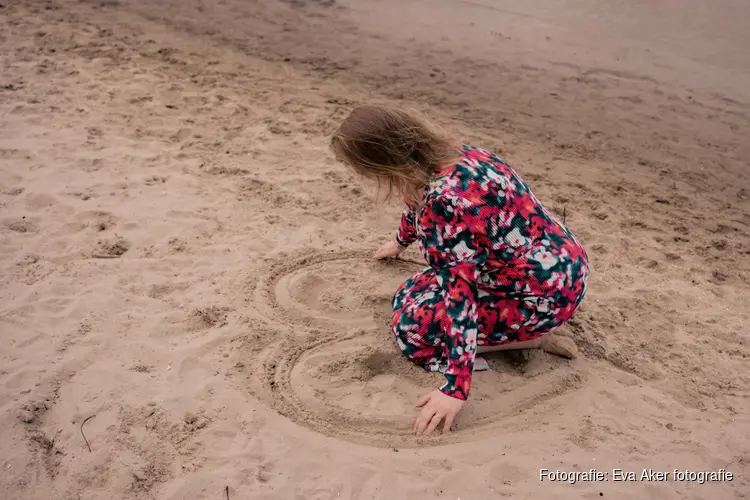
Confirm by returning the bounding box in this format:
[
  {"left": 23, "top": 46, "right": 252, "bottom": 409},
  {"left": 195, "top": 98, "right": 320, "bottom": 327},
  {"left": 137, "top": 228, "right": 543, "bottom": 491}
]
[{"left": 392, "top": 318, "right": 435, "bottom": 352}]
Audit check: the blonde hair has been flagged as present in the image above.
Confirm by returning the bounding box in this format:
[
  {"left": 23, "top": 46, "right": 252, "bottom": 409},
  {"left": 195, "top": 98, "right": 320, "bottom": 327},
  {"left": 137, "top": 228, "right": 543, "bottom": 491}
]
[{"left": 330, "top": 105, "right": 459, "bottom": 206}]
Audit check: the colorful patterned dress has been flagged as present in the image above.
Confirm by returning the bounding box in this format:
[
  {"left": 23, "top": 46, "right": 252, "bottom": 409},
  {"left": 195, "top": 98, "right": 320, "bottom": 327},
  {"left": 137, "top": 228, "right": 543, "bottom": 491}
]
[{"left": 391, "top": 144, "right": 590, "bottom": 401}]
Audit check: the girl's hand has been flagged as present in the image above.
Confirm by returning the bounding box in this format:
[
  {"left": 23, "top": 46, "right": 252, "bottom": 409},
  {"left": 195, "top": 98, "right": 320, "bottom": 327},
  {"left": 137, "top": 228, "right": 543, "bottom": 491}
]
[
  {"left": 413, "top": 389, "right": 465, "bottom": 435},
  {"left": 373, "top": 240, "right": 405, "bottom": 260}
]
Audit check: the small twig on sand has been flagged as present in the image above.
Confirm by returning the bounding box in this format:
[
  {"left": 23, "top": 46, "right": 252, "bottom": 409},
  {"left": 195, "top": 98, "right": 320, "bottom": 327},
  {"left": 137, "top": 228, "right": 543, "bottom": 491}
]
[
  {"left": 378, "top": 256, "right": 425, "bottom": 267},
  {"left": 80, "top": 415, "right": 95, "bottom": 452},
  {"left": 563, "top": 206, "right": 567, "bottom": 225},
  {"left": 398, "top": 258, "right": 428, "bottom": 267},
  {"left": 225, "top": 486, "right": 230, "bottom": 500},
  {"left": 50, "top": 429, "right": 63, "bottom": 449}
]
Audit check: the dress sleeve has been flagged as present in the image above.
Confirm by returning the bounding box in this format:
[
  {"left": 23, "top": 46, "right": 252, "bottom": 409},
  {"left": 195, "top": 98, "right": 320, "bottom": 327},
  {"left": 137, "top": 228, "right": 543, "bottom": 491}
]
[
  {"left": 422, "top": 196, "right": 488, "bottom": 401},
  {"left": 395, "top": 203, "right": 418, "bottom": 247}
]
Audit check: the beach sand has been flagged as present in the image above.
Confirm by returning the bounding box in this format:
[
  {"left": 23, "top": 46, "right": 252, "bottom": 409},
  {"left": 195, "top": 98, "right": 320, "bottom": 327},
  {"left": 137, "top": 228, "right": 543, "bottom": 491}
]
[{"left": 1, "top": 0, "right": 749, "bottom": 498}]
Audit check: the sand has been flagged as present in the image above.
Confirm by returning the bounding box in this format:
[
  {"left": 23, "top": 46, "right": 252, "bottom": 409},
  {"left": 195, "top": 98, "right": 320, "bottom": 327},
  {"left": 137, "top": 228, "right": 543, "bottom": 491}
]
[{"left": 1, "top": 0, "right": 749, "bottom": 499}]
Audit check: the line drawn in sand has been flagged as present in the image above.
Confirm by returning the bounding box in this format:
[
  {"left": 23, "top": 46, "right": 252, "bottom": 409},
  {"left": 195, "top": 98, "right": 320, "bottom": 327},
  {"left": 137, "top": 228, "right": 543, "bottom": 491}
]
[
  {"left": 238, "top": 250, "right": 587, "bottom": 448},
  {"left": 255, "top": 249, "right": 422, "bottom": 328}
]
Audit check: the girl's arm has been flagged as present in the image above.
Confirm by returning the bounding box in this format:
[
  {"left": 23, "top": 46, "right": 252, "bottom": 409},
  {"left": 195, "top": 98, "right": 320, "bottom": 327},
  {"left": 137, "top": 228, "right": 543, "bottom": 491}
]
[
  {"left": 423, "top": 196, "right": 488, "bottom": 401},
  {"left": 395, "top": 203, "right": 418, "bottom": 247}
]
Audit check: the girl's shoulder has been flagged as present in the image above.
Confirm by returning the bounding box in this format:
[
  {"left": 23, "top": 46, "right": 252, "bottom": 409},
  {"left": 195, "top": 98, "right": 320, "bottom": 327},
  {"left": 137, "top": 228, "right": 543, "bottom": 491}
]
[
  {"left": 460, "top": 144, "right": 510, "bottom": 167},
  {"left": 451, "top": 145, "right": 512, "bottom": 186},
  {"left": 423, "top": 145, "right": 511, "bottom": 207}
]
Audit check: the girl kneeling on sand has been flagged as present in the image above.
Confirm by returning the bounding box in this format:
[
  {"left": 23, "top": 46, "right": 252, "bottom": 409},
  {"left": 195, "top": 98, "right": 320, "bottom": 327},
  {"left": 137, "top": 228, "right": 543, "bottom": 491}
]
[{"left": 330, "top": 106, "right": 589, "bottom": 436}]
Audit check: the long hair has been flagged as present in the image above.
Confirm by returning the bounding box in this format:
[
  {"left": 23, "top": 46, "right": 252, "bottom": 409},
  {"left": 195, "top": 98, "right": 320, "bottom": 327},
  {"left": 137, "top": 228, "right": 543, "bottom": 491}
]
[{"left": 330, "top": 105, "right": 459, "bottom": 206}]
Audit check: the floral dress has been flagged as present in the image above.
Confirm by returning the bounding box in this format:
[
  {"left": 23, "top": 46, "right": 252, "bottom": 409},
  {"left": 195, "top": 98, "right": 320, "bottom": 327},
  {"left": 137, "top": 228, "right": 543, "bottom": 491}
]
[{"left": 391, "top": 145, "right": 590, "bottom": 401}]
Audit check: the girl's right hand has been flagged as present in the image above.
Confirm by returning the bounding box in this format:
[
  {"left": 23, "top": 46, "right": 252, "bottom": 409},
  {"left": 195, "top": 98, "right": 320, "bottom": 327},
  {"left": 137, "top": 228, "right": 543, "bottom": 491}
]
[{"left": 373, "top": 240, "right": 405, "bottom": 260}]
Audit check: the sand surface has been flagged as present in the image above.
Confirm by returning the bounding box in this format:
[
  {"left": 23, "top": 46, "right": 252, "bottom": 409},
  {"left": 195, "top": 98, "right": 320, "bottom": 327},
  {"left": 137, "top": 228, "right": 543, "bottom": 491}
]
[{"left": 1, "top": 0, "right": 749, "bottom": 499}]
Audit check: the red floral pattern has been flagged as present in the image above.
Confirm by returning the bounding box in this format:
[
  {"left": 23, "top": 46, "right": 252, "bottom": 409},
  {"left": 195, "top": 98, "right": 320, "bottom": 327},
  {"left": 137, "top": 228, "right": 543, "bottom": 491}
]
[{"left": 392, "top": 145, "right": 589, "bottom": 400}]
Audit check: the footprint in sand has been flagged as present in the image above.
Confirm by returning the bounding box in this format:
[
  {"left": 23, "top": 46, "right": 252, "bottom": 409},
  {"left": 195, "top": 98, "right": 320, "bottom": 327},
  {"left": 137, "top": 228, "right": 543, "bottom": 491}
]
[{"left": 91, "top": 236, "right": 130, "bottom": 259}]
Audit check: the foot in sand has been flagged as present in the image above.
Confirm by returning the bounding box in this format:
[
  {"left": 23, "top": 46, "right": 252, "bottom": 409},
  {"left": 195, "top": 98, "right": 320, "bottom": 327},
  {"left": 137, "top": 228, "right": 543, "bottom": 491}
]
[
  {"left": 539, "top": 334, "right": 578, "bottom": 359},
  {"left": 476, "top": 333, "right": 578, "bottom": 359}
]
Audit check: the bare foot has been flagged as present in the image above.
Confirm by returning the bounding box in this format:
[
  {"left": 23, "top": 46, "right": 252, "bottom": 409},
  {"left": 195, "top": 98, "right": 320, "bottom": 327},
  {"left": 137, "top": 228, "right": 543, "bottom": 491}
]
[{"left": 539, "top": 334, "right": 578, "bottom": 359}]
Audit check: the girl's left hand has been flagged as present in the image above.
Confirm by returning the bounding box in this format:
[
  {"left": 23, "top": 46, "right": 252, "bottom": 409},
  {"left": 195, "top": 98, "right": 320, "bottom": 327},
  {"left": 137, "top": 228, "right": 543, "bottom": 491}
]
[{"left": 413, "top": 389, "right": 465, "bottom": 435}]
